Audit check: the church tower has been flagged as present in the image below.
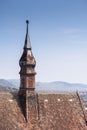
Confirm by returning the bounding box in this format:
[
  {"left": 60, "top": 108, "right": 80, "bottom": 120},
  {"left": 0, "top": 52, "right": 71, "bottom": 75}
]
[{"left": 19, "top": 20, "right": 38, "bottom": 121}]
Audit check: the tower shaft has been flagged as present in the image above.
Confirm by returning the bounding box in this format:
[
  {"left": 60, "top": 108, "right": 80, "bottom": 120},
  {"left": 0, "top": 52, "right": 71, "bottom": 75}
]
[{"left": 19, "top": 20, "right": 37, "bottom": 121}]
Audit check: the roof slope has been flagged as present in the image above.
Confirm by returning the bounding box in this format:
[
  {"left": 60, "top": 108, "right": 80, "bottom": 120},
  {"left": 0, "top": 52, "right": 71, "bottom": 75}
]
[
  {"left": 37, "top": 93, "right": 87, "bottom": 130},
  {"left": 0, "top": 92, "right": 26, "bottom": 130},
  {"left": 0, "top": 92, "right": 87, "bottom": 130}
]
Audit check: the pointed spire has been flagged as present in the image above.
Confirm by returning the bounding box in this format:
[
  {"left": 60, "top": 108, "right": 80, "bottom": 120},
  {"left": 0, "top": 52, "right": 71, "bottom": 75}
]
[{"left": 24, "top": 20, "right": 31, "bottom": 50}]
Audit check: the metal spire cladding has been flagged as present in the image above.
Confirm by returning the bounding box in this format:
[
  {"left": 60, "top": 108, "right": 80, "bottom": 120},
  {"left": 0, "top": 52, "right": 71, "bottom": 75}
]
[
  {"left": 19, "top": 20, "right": 36, "bottom": 71},
  {"left": 24, "top": 20, "right": 31, "bottom": 50}
]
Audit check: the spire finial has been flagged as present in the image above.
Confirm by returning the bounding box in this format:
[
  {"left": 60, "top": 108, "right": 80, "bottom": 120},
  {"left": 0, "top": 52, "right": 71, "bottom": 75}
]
[
  {"left": 24, "top": 20, "right": 31, "bottom": 49},
  {"left": 26, "top": 20, "right": 29, "bottom": 34},
  {"left": 26, "top": 20, "right": 29, "bottom": 24}
]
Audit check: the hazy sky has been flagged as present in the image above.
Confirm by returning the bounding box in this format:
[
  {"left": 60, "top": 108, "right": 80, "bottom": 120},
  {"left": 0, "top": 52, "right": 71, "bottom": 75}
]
[{"left": 0, "top": 0, "right": 87, "bottom": 83}]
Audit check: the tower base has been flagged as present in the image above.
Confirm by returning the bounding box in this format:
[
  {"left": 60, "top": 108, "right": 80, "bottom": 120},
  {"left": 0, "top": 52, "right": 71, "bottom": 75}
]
[{"left": 19, "top": 88, "right": 38, "bottom": 121}]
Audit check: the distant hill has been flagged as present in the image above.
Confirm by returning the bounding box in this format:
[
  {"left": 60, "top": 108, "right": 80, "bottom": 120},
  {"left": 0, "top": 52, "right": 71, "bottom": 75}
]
[
  {"left": 0, "top": 79, "right": 17, "bottom": 92},
  {"left": 0, "top": 86, "right": 18, "bottom": 92},
  {"left": 0, "top": 79, "right": 87, "bottom": 92},
  {"left": 8, "top": 79, "right": 87, "bottom": 92},
  {"left": 36, "top": 81, "right": 87, "bottom": 92},
  {"left": 8, "top": 79, "right": 19, "bottom": 88},
  {"left": 0, "top": 79, "right": 14, "bottom": 87}
]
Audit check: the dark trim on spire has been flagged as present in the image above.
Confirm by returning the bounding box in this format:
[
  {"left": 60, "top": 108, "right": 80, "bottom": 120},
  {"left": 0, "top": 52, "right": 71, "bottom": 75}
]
[
  {"left": 24, "top": 20, "right": 31, "bottom": 50},
  {"left": 26, "top": 20, "right": 29, "bottom": 35}
]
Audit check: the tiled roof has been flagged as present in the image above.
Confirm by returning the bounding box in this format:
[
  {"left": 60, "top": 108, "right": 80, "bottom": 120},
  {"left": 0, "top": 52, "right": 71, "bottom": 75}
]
[{"left": 0, "top": 92, "right": 87, "bottom": 130}]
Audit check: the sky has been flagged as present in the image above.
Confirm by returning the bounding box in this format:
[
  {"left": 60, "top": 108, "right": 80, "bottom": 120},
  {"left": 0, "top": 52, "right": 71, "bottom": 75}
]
[{"left": 0, "top": 0, "right": 87, "bottom": 84}]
